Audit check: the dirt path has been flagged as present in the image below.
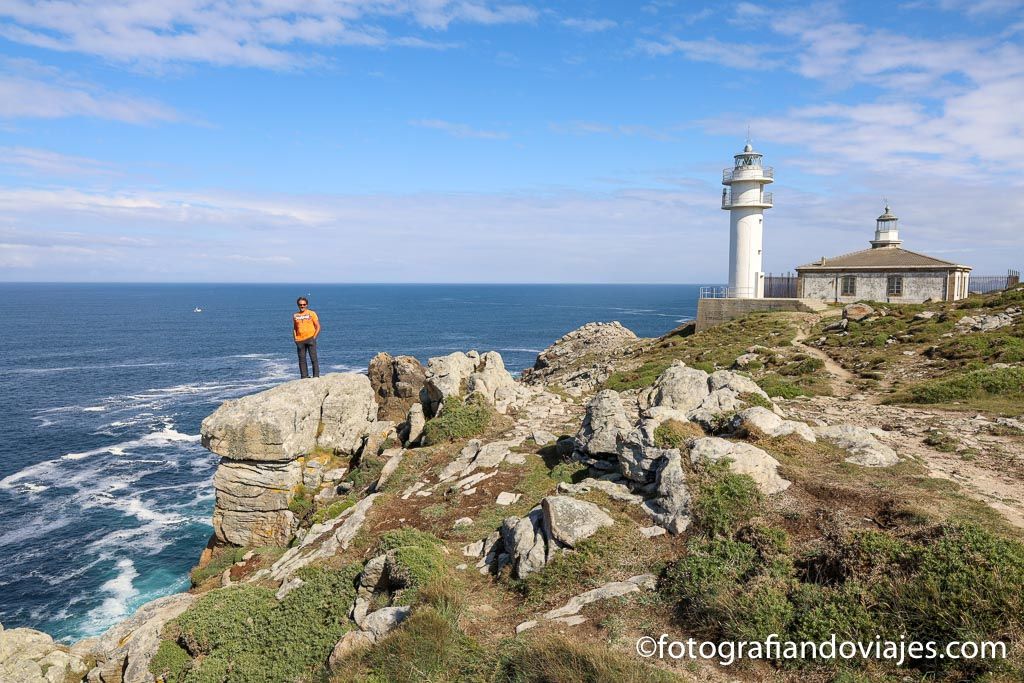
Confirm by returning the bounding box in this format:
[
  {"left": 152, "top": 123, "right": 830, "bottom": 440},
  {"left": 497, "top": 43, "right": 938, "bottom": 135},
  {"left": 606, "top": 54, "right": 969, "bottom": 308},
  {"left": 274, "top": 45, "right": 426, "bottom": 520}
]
[
  {"left": 792, "top": 321, "right": 859, "bottom": 398},
  {"left": 783, "top": 389, "right": 1024, "bottom": 530}
]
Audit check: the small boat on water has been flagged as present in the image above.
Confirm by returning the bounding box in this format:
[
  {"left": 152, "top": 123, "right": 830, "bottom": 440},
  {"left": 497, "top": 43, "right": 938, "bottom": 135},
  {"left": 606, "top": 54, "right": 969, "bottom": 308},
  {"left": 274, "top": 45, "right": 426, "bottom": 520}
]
[{"left": 193, "top": 307, "right": 203, "bottom": 313}]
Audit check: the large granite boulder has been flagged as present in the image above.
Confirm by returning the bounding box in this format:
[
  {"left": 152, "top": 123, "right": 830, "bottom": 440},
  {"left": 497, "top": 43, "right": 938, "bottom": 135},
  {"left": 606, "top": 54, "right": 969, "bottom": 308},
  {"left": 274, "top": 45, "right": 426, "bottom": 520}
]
[
  {"left": 490, "top": 496, "right": 616, "bottom": 579},
  {"left": 501, "top": 509, "right": 548, "bottom": 578},
  {"left": 0, "top": 624, "right": 88, "bottom": 683},
  {"left": 368, "top": 352, "right": 426, "bottom": 422},
  {"left": 541, "top": 496, "right": 613, "bottom": 548},
  {"left": 201, "top": 373, "right": 377, "bottom": 461},
  {"left": 421, "top": 350, "right": 526, "bottom": 416},
  {"left": 211, "top": 459, "right": 302, "bottom": 546},
  {"left": 640, "top": 449, "right": 691, "bottom": 533},
  {"left": 466, "top": 351, "right": 520, "bottom": 413},
  {"left": 615, "top": 420, "right": 672, "bottom": 483},
  {"left": 690, "top": 437, "right": 791, "bottom": 495},
  {"left": 421, "top": 351, "right": 480, "bottom": 417},
  {"left": 730, "top": 407, "right": 816, "bottom": 442},
  {"left": 647, "top": 361, "right": 710, "bottom": 412},
  {"left": 843, "top": 303, "right": 875, "bottom": 321},
  {"left": 817, "top": 424, "right": 900, "bottom": 467},
  {"left": 576, "top": 390, "right": 632, "bottom": 456}
]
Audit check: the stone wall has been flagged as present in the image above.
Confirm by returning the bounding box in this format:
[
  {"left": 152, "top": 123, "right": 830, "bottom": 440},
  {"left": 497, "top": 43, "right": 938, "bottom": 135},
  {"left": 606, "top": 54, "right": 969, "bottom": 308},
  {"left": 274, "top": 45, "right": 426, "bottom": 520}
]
[
  {"left": 695, "top": 298, "right": 827, "bottom": 332},
  {"left": 798, "top": 270, "right": 955, "bottom": 304}
]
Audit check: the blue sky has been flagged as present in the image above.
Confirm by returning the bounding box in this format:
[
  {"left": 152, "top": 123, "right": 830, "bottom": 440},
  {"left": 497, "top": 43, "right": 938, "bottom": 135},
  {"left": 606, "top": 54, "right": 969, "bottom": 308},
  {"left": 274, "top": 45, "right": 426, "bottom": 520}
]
[{"left": 0, "top": 0, "right": 1021, "bottom": 282}]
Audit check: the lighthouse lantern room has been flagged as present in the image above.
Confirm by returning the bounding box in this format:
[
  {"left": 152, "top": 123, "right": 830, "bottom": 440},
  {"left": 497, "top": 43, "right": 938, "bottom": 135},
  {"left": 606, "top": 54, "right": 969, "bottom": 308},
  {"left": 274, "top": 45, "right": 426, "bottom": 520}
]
[{"left": 722, "top": 143, "right": 774, "bottom": 298}]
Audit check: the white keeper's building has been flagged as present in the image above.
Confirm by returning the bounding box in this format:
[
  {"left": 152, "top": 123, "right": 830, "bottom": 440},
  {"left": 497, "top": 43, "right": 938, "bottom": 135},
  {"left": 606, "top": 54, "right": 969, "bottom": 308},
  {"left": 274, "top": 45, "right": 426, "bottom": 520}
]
[{"left": 795, "top": 206, "right": 972, "bottom": 304}]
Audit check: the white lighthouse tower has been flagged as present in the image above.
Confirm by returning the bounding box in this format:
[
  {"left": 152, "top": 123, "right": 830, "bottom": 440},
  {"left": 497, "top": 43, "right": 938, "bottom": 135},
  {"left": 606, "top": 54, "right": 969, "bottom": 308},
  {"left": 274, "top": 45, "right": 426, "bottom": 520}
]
[{"left": 722, "top": 142, "right": 773, "bottom": 298}]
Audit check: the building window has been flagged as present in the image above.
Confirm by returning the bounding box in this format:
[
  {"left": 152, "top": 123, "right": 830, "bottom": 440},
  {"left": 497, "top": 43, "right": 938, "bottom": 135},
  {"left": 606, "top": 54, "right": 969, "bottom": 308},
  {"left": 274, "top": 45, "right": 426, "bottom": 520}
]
[
  {"left": 887, "top": 275, "right": 903, "bottom": 297},
  {"left": 840, "top": 275, "right": 856, "bottom": 297}
]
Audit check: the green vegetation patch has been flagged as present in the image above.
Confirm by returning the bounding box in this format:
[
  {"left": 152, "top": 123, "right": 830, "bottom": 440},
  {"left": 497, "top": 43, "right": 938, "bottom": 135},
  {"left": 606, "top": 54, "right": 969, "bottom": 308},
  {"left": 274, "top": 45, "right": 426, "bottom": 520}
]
[
  {"left": 653, "top": 419, "right": 703, "bottom": 449},
  {"left": 374, "top": 529, "right": 447, "bottom": 605},
  {"left": 689, "top": 460, "right": 763, "bottom": 539},
  {"left": 495, "top": 636, "right": 681, "bottom": 683},
  {"left": 422, "top": 394, "right": 494, "bottom": 445},
  {"left": 169, "top": 563, "right": 361, "bottom": 682},
  {"left": 660, "top": 522, "right": 1024, "bottom": 678},
  {"left": 757, "top": 373, "right": 811, "bottom": 399},
  {"left": 189, "top": 546, "right": 281, "bottom": 587},
  {"left": 890, "top": 366, "right": 1024, "bottom": 410},
  {"left": 311, "top": 498, "right": 356, "bottom": 525},
  {"left": 352, "top": 585, "right": 491, "bottom": 682},
  {"left": 149, "top": 640, "right": 192, "bottom": 682}
]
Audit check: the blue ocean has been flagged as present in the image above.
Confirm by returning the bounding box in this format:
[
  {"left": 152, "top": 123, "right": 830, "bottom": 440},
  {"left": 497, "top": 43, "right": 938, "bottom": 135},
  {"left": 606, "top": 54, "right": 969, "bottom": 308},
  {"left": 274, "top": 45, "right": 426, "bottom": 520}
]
[{"left": 0, "top": 283, "right": 699, "bottom": 641}]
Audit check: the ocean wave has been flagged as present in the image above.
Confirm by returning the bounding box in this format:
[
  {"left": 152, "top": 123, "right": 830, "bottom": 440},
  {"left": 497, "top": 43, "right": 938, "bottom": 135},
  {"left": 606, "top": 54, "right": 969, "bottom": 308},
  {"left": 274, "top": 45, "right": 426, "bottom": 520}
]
[
  {"left": 63, "top": 426, "right": 199, "bottom": 460},
  {"left": 80, "top": 559, "right": 139, "bottom": 630},
  {"left": 497, "top": 348, "right": 543, "bottom": 354}
]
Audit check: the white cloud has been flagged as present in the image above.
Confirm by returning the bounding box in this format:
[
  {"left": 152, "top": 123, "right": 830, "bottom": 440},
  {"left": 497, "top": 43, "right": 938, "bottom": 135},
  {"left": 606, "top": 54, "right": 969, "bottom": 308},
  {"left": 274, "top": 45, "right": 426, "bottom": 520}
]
[
  {"left": 0, "top": 58, "right": 180, "bottom": 123},
  {"left": 636, "top": 37, "right": 779, "bottom": 69},
  {"left": 0, "top": 147, "right": 118, "bottom": 177},
  {"left": 410, "top": 119, "right": 510, "bottom": 139},
  {"left": 548, "top": 120, "right": 677, "bottom": 142},
  {"left": 561, "top": 18, "right": 617, "bottom": 33},
  {"left": 0, "top": 1, "right": 538, "bottom": 68}
]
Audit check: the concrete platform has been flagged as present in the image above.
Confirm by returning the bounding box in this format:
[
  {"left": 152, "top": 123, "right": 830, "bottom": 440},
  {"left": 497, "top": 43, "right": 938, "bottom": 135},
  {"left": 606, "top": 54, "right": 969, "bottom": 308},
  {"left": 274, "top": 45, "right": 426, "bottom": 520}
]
[{"left": 696, "top": 298, "right": 829, "bottom": 332}]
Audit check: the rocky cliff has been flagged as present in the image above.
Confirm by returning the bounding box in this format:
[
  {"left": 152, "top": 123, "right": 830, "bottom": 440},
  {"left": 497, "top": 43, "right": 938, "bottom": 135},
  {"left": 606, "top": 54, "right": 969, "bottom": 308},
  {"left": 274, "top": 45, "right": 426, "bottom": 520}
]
[{"left": 5, "top": 289, "right": 1024, "bottom": 682}]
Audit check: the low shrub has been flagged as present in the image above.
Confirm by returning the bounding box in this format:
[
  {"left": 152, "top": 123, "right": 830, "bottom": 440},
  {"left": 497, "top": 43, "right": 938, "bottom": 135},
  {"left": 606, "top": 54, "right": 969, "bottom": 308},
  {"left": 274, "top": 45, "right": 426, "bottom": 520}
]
[
  {"left": 757, "top": 373, "right": 810, "bottom": 399},
  {"left": 422, "top": 394, "right": 493, "bottom": 445},
  {"left": 738, "top": 391, "right": 774, "bottom": 410},
  {"left": 893, "top": 367, "right": 1024, "bottom": 406},
  {"left": 689, "top": 460, "right": 762, "bottom": 538},
  {"left": 189, "top": 546, "right": 247, "bottom": 587},
  {"left": 603, "top": 360, "right": 671, "bottom": 392},
  {"left": 149, "top": 640, "right": 191, "bottom": 682},
  {"left": 311, "top": 498, "right": 355, "bottom": 525},
  {"left": 661, "top": 522, "right": 1024, "bottom": 678},
  {"left": 171, "top": 564, "right": 361, "bottom": 681},
  {"left": 779, "top": 356, "right": 825, "bottom": 376},
  {"left": 653, "top": 419, "right": 703, "bottom": 449}
]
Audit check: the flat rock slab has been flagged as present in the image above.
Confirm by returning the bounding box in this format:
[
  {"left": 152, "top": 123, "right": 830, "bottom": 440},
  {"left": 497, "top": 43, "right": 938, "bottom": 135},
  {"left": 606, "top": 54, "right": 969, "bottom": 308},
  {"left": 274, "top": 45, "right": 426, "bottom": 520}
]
[
  {"left": 817, "top": 424, "right": 900, "bottom": 467},
  {"left": 541, "top": 495, "right": 613, "bottom": 548},
  {"left": 542, "top": 574, "right": 656, "bottom": 620}
]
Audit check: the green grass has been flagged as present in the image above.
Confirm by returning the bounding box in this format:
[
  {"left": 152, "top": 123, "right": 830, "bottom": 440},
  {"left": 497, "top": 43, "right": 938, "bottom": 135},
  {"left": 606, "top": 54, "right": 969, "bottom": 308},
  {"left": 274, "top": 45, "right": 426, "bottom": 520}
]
[
  {"left": 311, "top": 498, "right": 356, "bottom": 525},
  {"left": 169, "top": 563, "right": 362, "bottom": 682},
  {"left": 756, "top": 373, "right": 812, "bottom": 399},
  {"left": 495, "top": 636, "right": 681, "bottom": 683},
  {"left": 344, "top": 584, "right": 491, "bottom": 682},
  {"left": 288, "top": 484, "right": 314, "bottom": 521},
  {"left": 603, "top": 313, "right": 800, "bottom": 392},
  {"left": 422, "top": 394, "right": 494, "bottom": 445},
  {"left": 189, "top": 546, "right": 282, "bottom": 587}
]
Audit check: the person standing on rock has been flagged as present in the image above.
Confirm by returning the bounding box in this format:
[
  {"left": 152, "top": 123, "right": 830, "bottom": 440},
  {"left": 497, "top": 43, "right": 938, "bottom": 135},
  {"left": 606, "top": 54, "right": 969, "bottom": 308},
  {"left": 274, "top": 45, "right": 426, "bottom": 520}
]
[{"left": 293, "top": 297, "right": 320, "bottom": 378}]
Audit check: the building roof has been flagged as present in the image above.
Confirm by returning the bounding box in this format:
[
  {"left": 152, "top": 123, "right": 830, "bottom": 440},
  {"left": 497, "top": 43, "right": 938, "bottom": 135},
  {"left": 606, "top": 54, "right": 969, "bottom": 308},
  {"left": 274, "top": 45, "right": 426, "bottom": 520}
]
[{"left": 796, "top": 247, "right": 971, "bottom": 271}]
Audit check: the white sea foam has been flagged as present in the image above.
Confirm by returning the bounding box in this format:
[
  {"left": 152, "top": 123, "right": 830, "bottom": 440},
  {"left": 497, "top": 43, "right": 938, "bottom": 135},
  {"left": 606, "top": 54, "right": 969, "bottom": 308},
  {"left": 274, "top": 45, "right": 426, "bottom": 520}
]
[
  {"left": 81, "top": 559, "right": 139, "bottom": 629},
  {"left": 63, "top": 426, "right": 199, "bottom": 460}
]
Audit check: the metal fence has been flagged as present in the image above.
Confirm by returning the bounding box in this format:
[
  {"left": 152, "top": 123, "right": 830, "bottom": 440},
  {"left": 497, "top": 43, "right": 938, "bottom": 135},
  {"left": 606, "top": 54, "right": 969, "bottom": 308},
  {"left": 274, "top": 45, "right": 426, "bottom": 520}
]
[
  {"left": 970, "top": 270, "right": 1020, "bottom": 294},
  {"left": 764, "top": 272, "right": 798, "bottom": 298}
]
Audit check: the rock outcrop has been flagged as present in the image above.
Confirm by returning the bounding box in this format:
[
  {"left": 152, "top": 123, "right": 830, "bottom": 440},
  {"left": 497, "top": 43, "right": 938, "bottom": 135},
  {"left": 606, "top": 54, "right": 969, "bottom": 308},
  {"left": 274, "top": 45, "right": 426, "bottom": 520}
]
[
  {"left": 368, "top": 352, "right": 426, "bottom": 422},
  {"left": 730, "top": 407, "right": 816, "bottom": 442},
  {"left": 421, "top": 350, "right": 528, "bottom": 417},
  {"left": 522, "top": 321, "right": 637, "bottom": 394},
  {"left": 690, "top": 437, "right": 791, "bottom": 494},
  {"left": 471, "top": 496, "right": 614, "bottom": 578},
  {"left": 74, "top": 594, "right": 195, "bottom": 683},
  {"left": 576, "top": 390, "right": 632, "bottom": 457},
  {"left": 817, "top": 424, "right": 900, "bottom": 467},
  {"left": 201, "top": 373, "right": 379, "bottom": 547},
  {"left": 0, "top": 624, "right": 88, "bottom": 683}
]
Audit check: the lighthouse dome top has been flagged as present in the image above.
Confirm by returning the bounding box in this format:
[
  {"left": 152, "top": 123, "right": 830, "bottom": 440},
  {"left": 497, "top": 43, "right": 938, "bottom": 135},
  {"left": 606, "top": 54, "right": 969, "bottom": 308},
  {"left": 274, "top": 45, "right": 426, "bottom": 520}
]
[
  {"left": 743, "top": 143, "right": 753, "bottom": 152},
  {"left": 877, "top": 205, "right": 897, "bottom": 221}
]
